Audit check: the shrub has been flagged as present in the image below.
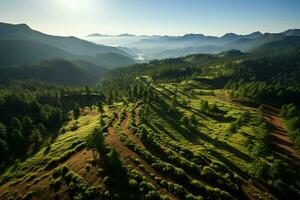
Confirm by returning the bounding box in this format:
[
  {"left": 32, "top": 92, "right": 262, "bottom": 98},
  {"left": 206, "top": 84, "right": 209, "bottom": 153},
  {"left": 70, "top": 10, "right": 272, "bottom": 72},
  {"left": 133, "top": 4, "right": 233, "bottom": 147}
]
[
  {"left": 145, "top": 191, "right": 162, "bottom": 200},
  {"left": 49, "top": 177, "right": 62, "bottom": 191},
  {"left": 129, "top": 178, "right": 138, "bottom": 189}
]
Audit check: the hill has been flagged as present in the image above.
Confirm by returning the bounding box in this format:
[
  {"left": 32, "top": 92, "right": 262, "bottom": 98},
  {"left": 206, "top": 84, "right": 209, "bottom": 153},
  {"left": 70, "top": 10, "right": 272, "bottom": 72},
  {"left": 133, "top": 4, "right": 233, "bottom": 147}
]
[
  {"left": 0, "top": 44, "right": 300, "bottom": 199},
  {"left": 0, "top": 22, "right": 129, "bottom": 57},
  {"left": 86, "top": 29, "right": 300, "bottom": 59},
  {"left": 0, "top": 39, "right": 134, "bottom": 68},
  {"left": 0, "top": 59, "right": 107, "bottom": 86},
  {"left": 0, "top": 22, "right": 135, "bottom": 68}
]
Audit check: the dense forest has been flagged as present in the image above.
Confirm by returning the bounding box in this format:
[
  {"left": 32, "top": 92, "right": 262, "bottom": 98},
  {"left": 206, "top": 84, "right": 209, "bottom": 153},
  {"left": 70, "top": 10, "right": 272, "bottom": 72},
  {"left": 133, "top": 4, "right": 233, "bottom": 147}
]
[{"left": 1, "top": 38, "right": 300, "bottom": 200}]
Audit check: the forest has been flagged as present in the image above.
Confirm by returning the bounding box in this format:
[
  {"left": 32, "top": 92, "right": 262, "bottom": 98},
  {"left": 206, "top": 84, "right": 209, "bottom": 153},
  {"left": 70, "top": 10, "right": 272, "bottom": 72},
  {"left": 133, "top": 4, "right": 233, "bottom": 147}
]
[{"left": 0, "top": 41, "right": 300, "bottom": 200}]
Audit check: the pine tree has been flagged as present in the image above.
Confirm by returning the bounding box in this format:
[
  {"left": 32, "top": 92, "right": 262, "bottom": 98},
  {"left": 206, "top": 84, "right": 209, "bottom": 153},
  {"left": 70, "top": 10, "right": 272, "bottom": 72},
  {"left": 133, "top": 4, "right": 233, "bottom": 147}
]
[
  {"left": 73, "top": 102, "right": 80, "bottom": 119},
  {"left": 10, "top": 117, "right": 22, "bottom": 131},
  {"left": 87, "top": 128, "right": 106, "bottom": 158},
  {"left": 97, "top": 100, "right": 104, "bottom": 113},
  {"left": 22, "top": 116, "right": 34, "bottom": 141},
  {"left": 106, "top": 91, "right": 113, "bottom": 105},
  {"left": 0, "top": 123, "right": 7, "bottom": 140},
  {"left": 0, "top": 139, "right": 8, "bottom": 162}
]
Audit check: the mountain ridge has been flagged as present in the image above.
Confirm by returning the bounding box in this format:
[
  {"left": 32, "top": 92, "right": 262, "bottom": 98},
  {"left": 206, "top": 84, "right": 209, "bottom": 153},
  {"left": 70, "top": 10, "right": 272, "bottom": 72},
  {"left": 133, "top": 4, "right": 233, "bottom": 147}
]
[{"left": 0, "top": 22, "right": 131, "bottom": 57}]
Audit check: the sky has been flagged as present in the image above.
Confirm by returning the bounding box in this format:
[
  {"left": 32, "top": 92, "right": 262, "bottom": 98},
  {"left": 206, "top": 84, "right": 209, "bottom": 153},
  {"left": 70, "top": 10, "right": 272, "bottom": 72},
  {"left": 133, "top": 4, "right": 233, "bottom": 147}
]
[{"left": 0, "top": 0, "right": 300, "bottom": 37}]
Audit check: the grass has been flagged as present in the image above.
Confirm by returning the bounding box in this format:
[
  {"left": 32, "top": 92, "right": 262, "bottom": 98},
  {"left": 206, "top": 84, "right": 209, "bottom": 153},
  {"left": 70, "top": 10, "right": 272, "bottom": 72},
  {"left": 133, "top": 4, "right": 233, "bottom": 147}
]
[
  {"left": 2, "top": 79, "right": 298, "bottom": 199},
  {"left": 152, "top": 81, "right": 262, "bottom": 174},
  {"left": 0, "top": 107, "right": 101, "bottom": 185}
]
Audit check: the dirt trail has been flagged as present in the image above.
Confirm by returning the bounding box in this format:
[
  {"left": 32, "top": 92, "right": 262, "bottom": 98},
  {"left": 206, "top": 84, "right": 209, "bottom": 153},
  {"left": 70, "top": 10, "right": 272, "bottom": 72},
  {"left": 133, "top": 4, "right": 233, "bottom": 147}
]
[
  {"left": 262, "top": 105, "right": 300, "bottom": 167},
  {"left": 105, "top": 113, "right": 178, "bottom": 199},
  {"left": 133, "top": 106, "right": 140, "bottom": 126},
  {"left": 105, "top": 113, "right": 158, "bottom": 177},
  {"left": 120, "top": 112, "right": 144, "bottom": 147}
]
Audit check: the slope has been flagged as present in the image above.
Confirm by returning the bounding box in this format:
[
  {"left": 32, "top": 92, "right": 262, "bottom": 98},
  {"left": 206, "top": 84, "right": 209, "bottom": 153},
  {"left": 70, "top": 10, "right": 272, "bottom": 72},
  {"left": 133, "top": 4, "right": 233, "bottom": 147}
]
[
  {"left": 0, "top": 22, "right": 130, "bottom": 57},
  {"left": 0, "top": 59, "right": 108, "bottom": 86},
  {"left": 0, "top": 39, "right": 134, "bottom": 68}
]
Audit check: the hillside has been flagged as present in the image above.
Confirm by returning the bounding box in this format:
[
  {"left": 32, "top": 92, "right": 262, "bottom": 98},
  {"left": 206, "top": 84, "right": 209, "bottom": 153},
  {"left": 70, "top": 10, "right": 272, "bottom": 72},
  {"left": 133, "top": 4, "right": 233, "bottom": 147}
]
[
  {"left": 86, "top": 29, "right": 300, "bottom": 59},
  {"left": 0, "top": 23, "right": 135, "bottom": 68},
  {"left": 0, "top": 22, "right": 129, "bottom": 57},
  {"left": 0, "top": 59, "right": 108, "bottom": 86},
  {"left": 0, "top": 47, "right": 300, "bottom": 199}
]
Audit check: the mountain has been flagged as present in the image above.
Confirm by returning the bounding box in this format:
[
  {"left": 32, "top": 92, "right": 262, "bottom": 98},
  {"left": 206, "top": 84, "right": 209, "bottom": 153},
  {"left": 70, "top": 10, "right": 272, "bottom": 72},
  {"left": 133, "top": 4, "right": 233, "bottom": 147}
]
[
  {"left": 0, "top": 22, "right": 135, "bottom": 68},
  {"left": 0, "top": 22, "right": 130, "bottom": 57},
  {"left": 117, "top": 33, "right": 136, "bottom": 37},
  {"left": 86, "top": 29, "right": 300, "bottom": 59},
  {"left": 0, "top": 39, "right": 74, "bottom": 66},
  {"left": 0, "top": 59, "right": 107, "bottom": 86},
  {"left": 87, "top": 33, "right": 109, "bottom": 37},
  {"left": 221, "top": 33, "right": 241, "bottom": 41},
  {"left": 87, "top": 33, "right": 136, "bottom": 37},
  {"left": 251, "top": 36, "right": 300, "bottom": 53},
  {"left": 282, "top": 29, "right": 300, "bottom": 36},
  {"left": 88, "top": 52, "right": 135, "bottom": 68},
  {"left": 0, "top": 39, "right": 135, "bottom": 68}
]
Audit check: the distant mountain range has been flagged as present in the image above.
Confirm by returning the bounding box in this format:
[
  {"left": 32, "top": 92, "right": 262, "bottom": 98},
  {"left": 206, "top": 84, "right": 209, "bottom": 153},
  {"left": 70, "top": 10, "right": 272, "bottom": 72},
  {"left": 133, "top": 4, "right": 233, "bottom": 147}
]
[
  {"left": 1, "top": 21, "right": 300, "bottom": 87},
  {"left": 87, "top": 33, "right": 136, "bottom": 37},
  {"left": 0, "top": 22, "right": 135, "bottom": 68},
  {"left": 87, "top": 29, "right": 300, "bottom": 59}
]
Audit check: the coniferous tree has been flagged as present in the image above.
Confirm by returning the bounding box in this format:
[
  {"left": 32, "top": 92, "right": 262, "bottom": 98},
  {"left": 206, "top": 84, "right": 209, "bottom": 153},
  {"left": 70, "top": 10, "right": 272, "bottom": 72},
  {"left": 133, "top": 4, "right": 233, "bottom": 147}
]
[
  {"left": 0, "top": 139, "right": 8, "bottom": 163},
  {"left": 73, "top": 102, "right": 80, "bottom": 119},
  {"left": 10, "top": 117, "right": 22, "bottom": 131},
  {"left": 87, "top": 128, "right": 106, "bottom": 158},
  {"left": 106, "top": 91, "right": 113, "bottom": 105},
  {"left": 22, "top": 116, "right": 34, "bottom": 140},
  {"left": 10, "top": 129, "right": 25, "bottom": 153},
  {"left": 97, "top": 100, "right": 104, "bottom": 113},
  {"left": 0, "top": 123, "right": 7, "bottom": 140}
]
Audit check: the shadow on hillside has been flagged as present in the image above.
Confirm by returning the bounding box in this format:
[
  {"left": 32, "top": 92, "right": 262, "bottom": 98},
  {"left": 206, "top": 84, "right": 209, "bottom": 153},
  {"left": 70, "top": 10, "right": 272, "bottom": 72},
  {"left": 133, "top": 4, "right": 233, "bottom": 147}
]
[
  {"left": 150, "top": 102, "right": 202, "bottom": 143},
  {"left": 208, "top": 149, "right": 246, "bottom": 178},
  {"left": 193, "top": 128, "right": 253, "bottom": 163},
  {"left": 150, "top": 101, "right": 254, "bottom": 164},
  {"left": 143, "top": 120, "right": 176, "bottom": 141}
]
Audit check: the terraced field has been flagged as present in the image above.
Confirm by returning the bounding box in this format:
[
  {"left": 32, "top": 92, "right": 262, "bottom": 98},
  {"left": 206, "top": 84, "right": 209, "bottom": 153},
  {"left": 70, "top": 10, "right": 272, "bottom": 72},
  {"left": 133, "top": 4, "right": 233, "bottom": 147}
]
[{"left": 1, "top": 79, "right": 299, "bottom": 200}]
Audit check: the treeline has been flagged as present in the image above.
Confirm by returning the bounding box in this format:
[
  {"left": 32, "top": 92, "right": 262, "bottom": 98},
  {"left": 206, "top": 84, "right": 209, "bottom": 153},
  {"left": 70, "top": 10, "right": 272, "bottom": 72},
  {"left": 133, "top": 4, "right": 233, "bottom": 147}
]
[
  {"left": 280, "top": 103, "right": 300, "bottom": 148},
  {"left": 99, "top": 52, "right": 245, "bottom": 93},
  {"left": 100, "top": 47, "right": 300, "bottom": 105},
  {"left": 0, "top": 59, "right": 107, "bottom": 86},
  {"left": 225, "top": 81, "right": 300, "bottom": 106},
  {"left": 0, "top": 80, "right": 104, "bottom": 165}
]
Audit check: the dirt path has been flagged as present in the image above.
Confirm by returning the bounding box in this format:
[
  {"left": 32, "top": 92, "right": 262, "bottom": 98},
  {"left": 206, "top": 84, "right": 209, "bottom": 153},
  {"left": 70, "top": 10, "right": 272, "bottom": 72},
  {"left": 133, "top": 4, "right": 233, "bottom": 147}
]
[
  {"left": 120, "top": 112, "right": 144, "bottom": 147},
  {"left": 105, "top": 113, "right": 178, "bottom": 199},
  {"left": 262, "top": 105, "right": 300, "bottom": 168},
  {"left": 133, "top": 106, "right": 140, "bottom": 126},
  {"left": 219, "top": 91, "right": 300, "bottom": 166}
]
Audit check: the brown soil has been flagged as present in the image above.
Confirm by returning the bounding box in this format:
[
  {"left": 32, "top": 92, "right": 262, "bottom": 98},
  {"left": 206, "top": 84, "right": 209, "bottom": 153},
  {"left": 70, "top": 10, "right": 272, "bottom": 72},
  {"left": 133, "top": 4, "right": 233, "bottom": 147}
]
[
  {"left": 0, "top": 149, "right": 103, "bottom": 200},
  {"left": 262, "top": 105, "right": 300, "bottom": 168},
  {"left": 105, "top": 112, "right": 178, "bottom": 199},
  {"left": 120, "top": 112, "right": 144, "bottom": 147}
]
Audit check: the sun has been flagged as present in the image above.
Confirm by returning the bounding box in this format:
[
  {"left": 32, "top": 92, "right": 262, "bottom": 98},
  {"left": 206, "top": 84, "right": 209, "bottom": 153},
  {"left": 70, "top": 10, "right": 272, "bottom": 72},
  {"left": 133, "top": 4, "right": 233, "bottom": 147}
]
[{"left": 58, "top": 0, "right": 93, "bottom": 12}]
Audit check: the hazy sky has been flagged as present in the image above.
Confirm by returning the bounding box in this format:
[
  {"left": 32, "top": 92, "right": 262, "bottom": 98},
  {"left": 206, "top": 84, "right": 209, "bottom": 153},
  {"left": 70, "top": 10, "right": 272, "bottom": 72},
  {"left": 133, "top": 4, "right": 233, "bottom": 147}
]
[{"left": 0, "top": 0, "right": 300, "bottom": 37}]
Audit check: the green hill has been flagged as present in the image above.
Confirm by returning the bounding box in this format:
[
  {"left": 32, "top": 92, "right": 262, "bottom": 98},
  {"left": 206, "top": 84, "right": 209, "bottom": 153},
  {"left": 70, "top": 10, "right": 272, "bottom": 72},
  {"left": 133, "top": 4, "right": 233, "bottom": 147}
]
[
  {"left": 0, "top": 39, "right": 134, "bottom": 68},
  {"left": 0, "top": 22, "right": 135, "bottom": 68},
  {"left": 0, "top": 38, "right": 300, "bottom": 200},
  {"left": 0, "top": 59, "right": 107, "bottom": 86},
  {"left": 0, "top": 22, "right": 130, "bottom": 57}
]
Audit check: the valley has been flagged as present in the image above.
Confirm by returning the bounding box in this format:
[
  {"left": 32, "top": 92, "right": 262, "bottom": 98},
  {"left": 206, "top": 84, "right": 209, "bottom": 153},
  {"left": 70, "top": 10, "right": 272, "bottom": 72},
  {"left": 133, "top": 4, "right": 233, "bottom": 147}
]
[{"left": 1, "top": 2, "right": 300, "bottom": 199}]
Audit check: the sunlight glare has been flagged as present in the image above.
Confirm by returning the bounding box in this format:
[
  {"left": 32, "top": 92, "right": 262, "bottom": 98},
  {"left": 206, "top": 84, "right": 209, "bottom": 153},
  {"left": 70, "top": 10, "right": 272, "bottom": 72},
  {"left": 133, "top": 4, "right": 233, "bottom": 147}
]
[{"left": 58, "top": 0, "right": 93, "bottom": 12}]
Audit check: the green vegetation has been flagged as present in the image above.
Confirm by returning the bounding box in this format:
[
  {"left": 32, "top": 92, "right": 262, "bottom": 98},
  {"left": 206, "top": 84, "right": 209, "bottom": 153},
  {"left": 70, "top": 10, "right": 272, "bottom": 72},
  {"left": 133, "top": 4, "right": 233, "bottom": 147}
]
[
  {"left": 280, "top": 103, "right": 300, "bottom": 148},
  {"left": 1, "top": 41, "right": 300, "bottom": 200}
]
